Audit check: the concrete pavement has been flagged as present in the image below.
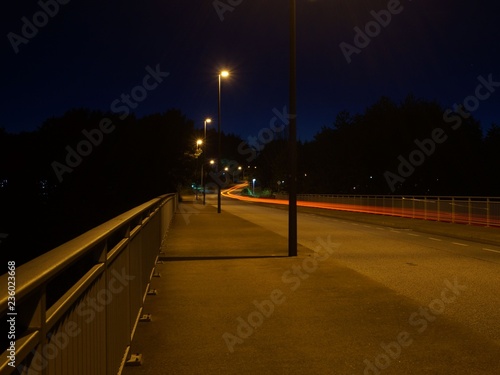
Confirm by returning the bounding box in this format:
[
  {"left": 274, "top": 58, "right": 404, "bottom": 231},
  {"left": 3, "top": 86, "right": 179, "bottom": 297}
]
[{"left": 123, "top": 197, "right": 500, "bottom": 375}]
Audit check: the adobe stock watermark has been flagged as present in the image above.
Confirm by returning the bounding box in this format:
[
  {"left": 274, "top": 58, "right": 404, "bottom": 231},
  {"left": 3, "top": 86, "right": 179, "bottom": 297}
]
[
  {"left": 362, "top": 277, "right": 466, "bottom": 375},
  {"left": 177, "top": 166, "right": 242, "bottom": 225},
  {"left": 7, "top": 0, "right": 72, "bottom": 54},
  {"left": 16, "top": 267, "right": 135, "bottom": 374},
  {"left": 178, "top": 201, "right": 203, "bottom": 225},
  {"left": 384, "top": 73, "right": 500, "bottom": 192},
  {"left": 237, "top": 105, "right": 294, "bottom": 163},
  {"left": 51, "top": 64, "right": 170, "bottom": 183},
  {"left": 177, "top": 191, "right": 216, "bottom": 225},
  {"left": 208, "top": 105, "right": 294, "bottom": 193},
  {"left": 182, "top": 105, "right": 294, "bottom": 223},
  {"left": 213, "top": 0, "right": 243, "bottom": 22},
  {"left": 222, "top": 235, "right": 340, "bottom": 353},
  {"left": 339, "top": 0, "right": 407, "bottom": 64}
]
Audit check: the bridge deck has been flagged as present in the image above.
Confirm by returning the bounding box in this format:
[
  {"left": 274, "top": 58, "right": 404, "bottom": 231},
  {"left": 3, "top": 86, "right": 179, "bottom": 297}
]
[{"left": 122, "top": 197, "right": 499, "bottom": 375}]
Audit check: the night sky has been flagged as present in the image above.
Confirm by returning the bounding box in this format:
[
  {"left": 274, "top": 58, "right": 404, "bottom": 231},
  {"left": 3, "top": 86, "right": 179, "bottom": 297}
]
[{"left": 2, "top": 0, "right": 499, "bottom": 141}]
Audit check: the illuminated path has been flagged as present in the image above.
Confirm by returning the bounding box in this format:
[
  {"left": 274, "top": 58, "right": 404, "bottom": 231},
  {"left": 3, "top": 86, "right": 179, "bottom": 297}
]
[
  {"left": 121, "top": 194, "right": 500, "bottom": 374},
  {"left": 211, "top": 191, "right": 500, "bottom": 346}
]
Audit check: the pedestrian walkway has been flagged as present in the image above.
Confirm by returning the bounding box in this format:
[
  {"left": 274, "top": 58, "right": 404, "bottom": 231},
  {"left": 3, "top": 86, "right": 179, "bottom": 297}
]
[{"left": 123, "top": 198, "right": 500, "bottom": 375}]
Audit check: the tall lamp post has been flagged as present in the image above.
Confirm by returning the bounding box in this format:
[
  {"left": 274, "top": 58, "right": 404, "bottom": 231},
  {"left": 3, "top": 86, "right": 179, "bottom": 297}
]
[
  {"left": 202, "top": 118, "right": 212, "bottom": 205},
  {"left": 288, "top": 0, "right": 298, "bottom": 256},
  {"left": 217, "top": 70, "right": 229, "bottom": 214},
  {"left": 196, "top": 139, "right": 203, "bottom": 200}
]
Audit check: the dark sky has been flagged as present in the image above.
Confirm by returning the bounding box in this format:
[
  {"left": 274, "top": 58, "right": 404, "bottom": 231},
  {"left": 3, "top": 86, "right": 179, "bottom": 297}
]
[{"left": 2, "top": 0, "right": 499, "bottom": 141}]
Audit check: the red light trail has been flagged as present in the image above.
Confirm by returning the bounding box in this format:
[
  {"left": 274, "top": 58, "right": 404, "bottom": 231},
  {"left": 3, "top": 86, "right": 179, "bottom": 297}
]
[{"left": 222, "top": 184, "right": 500, "bottom": 228}]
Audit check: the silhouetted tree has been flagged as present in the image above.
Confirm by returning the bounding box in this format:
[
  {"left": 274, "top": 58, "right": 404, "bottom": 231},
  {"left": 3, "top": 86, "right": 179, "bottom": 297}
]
[
  {"left": 484, "top": 124, "right": 500, "bottom": 195},
  {"left": 292, "top": 95, "right": 488, "bottom": 195},
  {"left": 0, "top": 108, "right": 199, "bottom": 265},
  {"left": 254, "top": 139, "right": 288, "bottom": 191}
]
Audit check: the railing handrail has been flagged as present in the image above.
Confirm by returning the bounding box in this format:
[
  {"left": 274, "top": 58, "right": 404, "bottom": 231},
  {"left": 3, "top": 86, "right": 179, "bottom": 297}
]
[
  {"left": 0, "top": 194, "right": 174, "bottom": 311},
  {"left": 1, "top": 193, "right": 177, "bottom": 374}
]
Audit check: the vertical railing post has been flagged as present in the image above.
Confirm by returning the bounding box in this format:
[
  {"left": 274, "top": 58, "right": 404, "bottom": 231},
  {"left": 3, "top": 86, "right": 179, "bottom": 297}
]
[{"left": 38, "top": 287, "right": 48, "bottom": 375}]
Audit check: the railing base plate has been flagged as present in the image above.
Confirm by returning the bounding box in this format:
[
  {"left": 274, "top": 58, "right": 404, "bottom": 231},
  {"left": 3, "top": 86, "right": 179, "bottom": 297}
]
[
  {"left": 126, "top": 353, "right": 143, "bottom": 366},
  {"left": 139, "top": 314, "right": 152, "bottom": 322}
]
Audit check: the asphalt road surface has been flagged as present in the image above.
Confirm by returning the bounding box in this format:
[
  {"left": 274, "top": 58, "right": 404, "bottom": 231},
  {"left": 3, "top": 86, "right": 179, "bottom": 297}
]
[{"left": 212, "top": 194, "right": 500, "bottom": 347}]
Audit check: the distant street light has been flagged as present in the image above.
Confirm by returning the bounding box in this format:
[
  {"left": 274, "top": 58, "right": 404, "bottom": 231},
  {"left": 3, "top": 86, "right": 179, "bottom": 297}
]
[
  {"left": 204, "top": 118, "right": 212, "bottom": 143},
  {"left": 217, "top": 70, "right": 230, "bottom": 213},
  {"left": 196, "top": 139, "right": 203, "bottom": 201},
  {"left": 252, "top": 178, "right": 256, "bottom": 196},
  {"left": 195, "top": 139, "right": 203, "bottom": 200},
  {"left": 202, "top": 118, "right": 212, "bottom": 205}
]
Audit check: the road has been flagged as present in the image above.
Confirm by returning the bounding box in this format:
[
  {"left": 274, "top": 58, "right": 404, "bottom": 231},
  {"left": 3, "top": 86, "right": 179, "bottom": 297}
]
[{"left": 210, "top": 191, "right": 500, "bottom": 347}]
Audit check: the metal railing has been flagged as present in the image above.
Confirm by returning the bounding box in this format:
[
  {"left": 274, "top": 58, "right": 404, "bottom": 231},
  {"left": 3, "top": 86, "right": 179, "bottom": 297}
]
[
  {"left": 275, "top": 194, "right": 500, "bottom": 228},
  {"left": 0, "top": 193, "right": 177, "bottom": 375}
]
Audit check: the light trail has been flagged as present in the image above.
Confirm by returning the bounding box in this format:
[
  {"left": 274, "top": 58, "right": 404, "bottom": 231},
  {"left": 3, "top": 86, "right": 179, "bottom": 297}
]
[{"left": 222, "top": 184, "right": 500, "bottom": 227}]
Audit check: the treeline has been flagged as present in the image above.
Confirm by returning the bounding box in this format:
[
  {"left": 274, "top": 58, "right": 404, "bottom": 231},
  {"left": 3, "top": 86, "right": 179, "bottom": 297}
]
[
  {"left": 252, "top": 96, "right": 500, "bottom": 196},
  {"left": 2, "top": 96, "right": 499, "bottom": 263},
  {"left": 0, "top": 108, "right": 213, "bottom": 264}
]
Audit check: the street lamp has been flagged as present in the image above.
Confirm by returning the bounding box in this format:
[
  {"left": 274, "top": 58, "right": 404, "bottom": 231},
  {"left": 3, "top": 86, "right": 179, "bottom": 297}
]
[
  {"left": 252, "top": 178, "right": 256, "bottom": 196},
  {"left": 195, "top": 139, "right": 203, "bottom": 200},
  {"left": 196, "top": 139, "right": 203, "bottom": 201},
  {"left": 217, "top": 70, "right": 230, "bottom": 214},
  {"left": 202, "top": 118, "right": 212, "bottom": 205}
]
